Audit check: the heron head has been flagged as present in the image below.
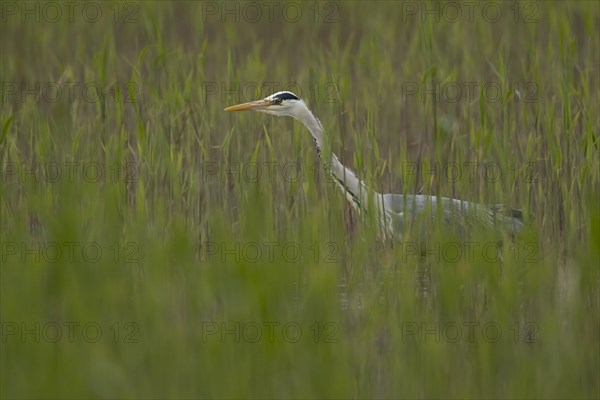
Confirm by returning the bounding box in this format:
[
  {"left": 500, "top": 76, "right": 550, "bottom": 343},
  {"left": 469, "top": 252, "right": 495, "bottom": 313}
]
[{"left": 224, "top": 91, "right": 305, "bottom": 117}]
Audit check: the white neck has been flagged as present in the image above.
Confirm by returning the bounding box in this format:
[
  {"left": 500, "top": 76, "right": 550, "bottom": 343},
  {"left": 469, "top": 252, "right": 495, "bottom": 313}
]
[{"left": 291, "top": 103, "right": 378, "bottom": 212}]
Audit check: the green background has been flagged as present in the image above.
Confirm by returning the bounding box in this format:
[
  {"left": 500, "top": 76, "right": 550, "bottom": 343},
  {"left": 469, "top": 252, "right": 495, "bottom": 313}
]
[{"left": 1, "top": 1, "right": 599, "bottom": 398}]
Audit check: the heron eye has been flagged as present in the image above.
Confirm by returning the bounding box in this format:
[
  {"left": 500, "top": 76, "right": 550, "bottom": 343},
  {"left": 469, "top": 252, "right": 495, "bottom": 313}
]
[{"left": 273, "top": 98, "right": 283, "bottom": 105}]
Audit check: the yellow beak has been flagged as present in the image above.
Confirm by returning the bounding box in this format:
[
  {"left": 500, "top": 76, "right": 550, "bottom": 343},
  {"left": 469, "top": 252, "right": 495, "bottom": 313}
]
[{"left": 224, "top": 99, "right": 271, "bottom": 111}]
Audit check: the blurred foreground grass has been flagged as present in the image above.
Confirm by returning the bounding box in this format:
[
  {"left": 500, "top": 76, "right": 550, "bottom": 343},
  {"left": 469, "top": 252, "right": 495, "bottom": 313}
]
[{"left": 1, "top": 1, "right": 599, "bottom": 398}]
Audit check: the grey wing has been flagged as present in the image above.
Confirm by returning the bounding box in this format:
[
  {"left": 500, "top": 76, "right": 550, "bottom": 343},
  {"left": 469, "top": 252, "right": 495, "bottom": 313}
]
[{"left": 381, "top": 193, "right": 524, "bottom": 238}]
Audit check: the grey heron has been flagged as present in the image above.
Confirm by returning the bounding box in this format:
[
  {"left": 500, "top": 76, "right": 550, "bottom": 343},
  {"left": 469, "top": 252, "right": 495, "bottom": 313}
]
[{"left": 225, "top": 91, "right": 524, "bottom": 240}]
